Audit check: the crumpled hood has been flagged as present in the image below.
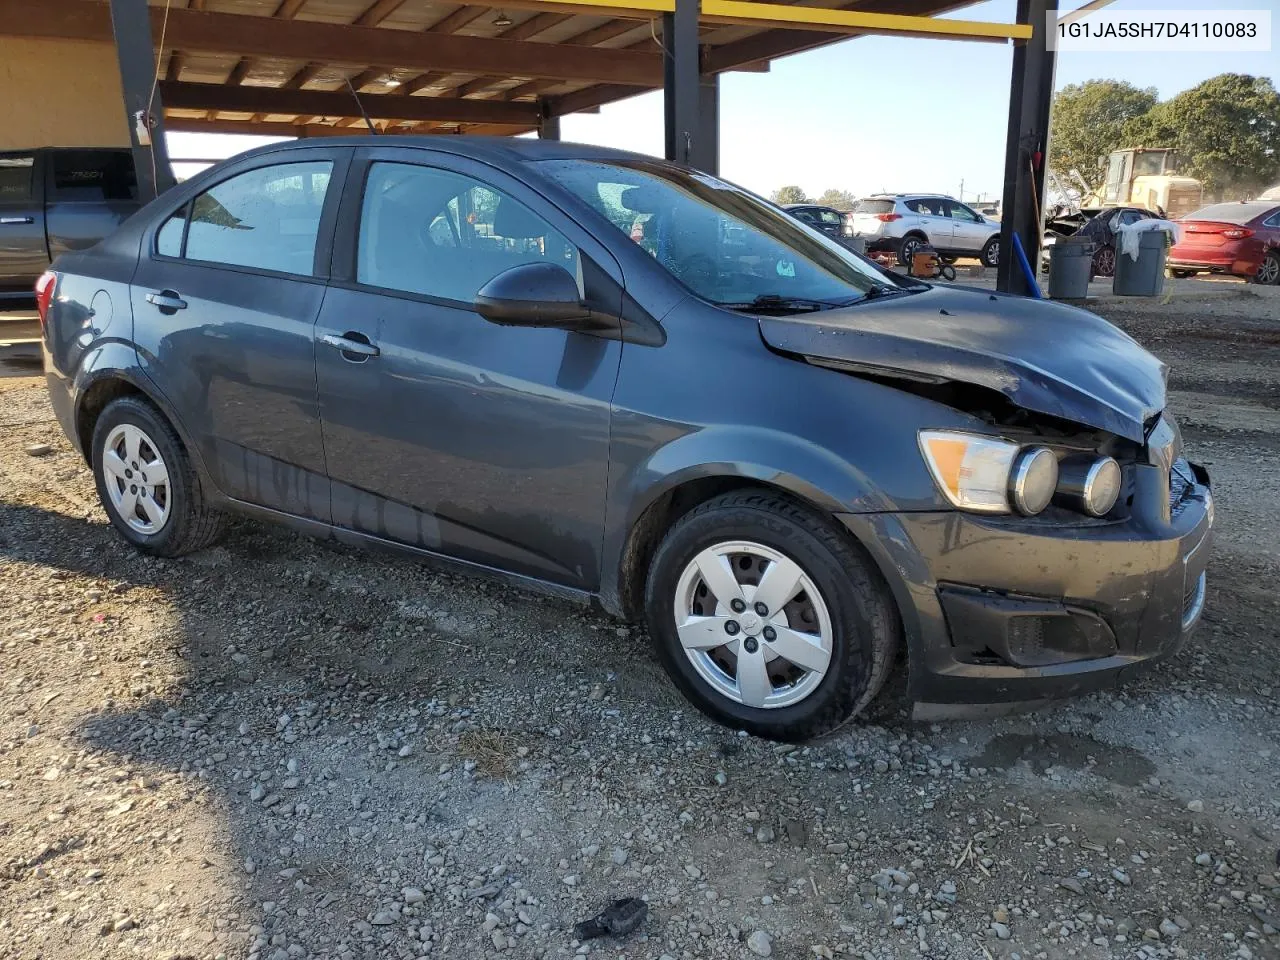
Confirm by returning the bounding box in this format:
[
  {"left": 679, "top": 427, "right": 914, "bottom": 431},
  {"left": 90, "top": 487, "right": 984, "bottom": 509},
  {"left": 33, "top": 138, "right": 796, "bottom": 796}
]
[{"left": 759, "top": 285, "right": 1167, "bottom": 442}]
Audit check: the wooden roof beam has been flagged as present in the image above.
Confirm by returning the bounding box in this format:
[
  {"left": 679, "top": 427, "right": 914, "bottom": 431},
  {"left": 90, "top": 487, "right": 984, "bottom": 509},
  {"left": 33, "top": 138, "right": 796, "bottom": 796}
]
[
  {"left": 0, "top": 0, "right": 663, "bottom": 86},
  {"left": 160, "top": 80, "right": 541, "bottom": 125},
  {"left": 164, "top": 0, "right": 206, "bottom": 83}
]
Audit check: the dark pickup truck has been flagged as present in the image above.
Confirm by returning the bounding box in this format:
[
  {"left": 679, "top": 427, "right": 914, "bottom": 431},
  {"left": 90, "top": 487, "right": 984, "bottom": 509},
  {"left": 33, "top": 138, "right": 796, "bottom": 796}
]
[{"left": 1, "top": 148, "right": 140, "bottom": 301}]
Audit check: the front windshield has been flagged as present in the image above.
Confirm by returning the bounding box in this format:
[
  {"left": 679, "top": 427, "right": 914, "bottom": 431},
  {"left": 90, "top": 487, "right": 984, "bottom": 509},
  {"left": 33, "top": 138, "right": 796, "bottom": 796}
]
[{"left": 538, "top": 159, "right": 902, "bottom": 308}]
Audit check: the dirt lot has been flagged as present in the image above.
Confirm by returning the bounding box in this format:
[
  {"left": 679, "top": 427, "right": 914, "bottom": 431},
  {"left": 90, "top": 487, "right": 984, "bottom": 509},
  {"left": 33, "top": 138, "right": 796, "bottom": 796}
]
[{"left": 1, "top": 287, "right": 1278, "bottom": 960}]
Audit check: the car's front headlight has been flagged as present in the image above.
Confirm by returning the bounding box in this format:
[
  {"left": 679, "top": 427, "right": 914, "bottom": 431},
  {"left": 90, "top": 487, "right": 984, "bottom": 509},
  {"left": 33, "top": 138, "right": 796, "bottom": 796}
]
[{"left": 918, "top": 430, "right": 1058, "bottom": 515}]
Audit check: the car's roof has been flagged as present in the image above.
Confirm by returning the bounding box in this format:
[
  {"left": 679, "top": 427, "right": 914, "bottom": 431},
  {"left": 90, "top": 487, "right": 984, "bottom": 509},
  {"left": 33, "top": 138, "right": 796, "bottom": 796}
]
[
  {"left": 238, "top": 135, "right": 659, "bottom": 167},
  {"left": 866, "top": 193, "right": 956, "bottom": 200}
]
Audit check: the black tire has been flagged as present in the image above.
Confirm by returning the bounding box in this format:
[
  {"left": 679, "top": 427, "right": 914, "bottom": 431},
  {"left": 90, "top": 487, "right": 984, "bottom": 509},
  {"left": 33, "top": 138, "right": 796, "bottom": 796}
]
[
  {"left": 1255, "top": 251, "right": 1280, "bottom": 286},
  {"left": 91, "top": 396, "right": 226, "bottom": 556},
  {"left": 938, "top": 254, "right": 957, "bottom": 265},
  {"left": 980, "top": 236, "right": 1000, "bottom": 268},
  {"left": 895, "top": 234, "right": 926, "bottom": 267},
  {"left": 939, "top": 264, "right": 957, "bottom": 282},
  {"left": 644, "top": 491, "right": 899, "bottom": 741}
]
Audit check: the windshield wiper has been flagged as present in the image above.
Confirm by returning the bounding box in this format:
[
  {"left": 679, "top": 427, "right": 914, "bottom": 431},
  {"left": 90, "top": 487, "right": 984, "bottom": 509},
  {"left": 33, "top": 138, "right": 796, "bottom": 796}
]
[
  {"left": 718, "top": 294, "right": 844, "bottom": 314},
  {"left": 845, "top": 283, "right": 908, "bottom": 304}
]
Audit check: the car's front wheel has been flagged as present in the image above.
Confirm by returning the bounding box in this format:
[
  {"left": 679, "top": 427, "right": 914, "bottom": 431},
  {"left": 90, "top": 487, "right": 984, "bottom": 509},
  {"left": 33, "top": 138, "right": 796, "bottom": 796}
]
[
  {"left": 980, "top": 236, "right": 1000, "bottom": 268},
  {"left": 92, "top": 397, "right": 226, "bottom": 556},
  {"left": 645, "top": 491, "right": 898, "bottom": 741}
]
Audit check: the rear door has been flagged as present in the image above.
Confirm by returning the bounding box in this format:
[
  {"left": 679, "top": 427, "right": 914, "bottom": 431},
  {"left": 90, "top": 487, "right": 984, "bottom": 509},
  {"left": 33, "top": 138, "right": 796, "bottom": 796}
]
[
  {"left": 906, "top": 197, "right": 954, "bottom": 248},
  {"left": 313, "top": 146, "right": 623, "bottom": 588},
  {"left": 131, "top": 147, "right": 350, "bottom": 520},
  {"left": 0, "top": 151, "right": 49, "bottom": 289},
  {"left": 44, "top": 149, "right": 140, "bottom": 261}
]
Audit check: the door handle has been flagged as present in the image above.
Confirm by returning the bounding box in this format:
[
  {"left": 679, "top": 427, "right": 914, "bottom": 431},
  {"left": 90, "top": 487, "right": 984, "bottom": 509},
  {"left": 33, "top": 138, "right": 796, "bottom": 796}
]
[
  {"left": 0, "top": 216, "right": 35, "bottom": 225},
  {"left": 319, "top": 332, "right": 380, "bottom": 358},
  {"left": 145, "top": 290, "right": 187, "bottom": 311}
]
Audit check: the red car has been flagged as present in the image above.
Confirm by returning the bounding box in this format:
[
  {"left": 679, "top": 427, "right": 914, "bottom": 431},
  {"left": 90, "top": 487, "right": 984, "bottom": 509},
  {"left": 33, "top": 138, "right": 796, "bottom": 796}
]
[{"left": 1169, "top": 201, "right": 1280, "bottom": 284}]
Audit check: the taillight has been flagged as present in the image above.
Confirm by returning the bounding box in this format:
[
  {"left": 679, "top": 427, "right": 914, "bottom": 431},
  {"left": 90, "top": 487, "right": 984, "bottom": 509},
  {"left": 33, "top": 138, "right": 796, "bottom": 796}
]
[
  {"left": 1222, "top": 228, "right": 1254, "bottom": 239},
  {"left": 35, "top": 270, "right": 57, "bottom": 329},
  {"left": 875, "top": 213, "right": 902, "bottom": 222}
]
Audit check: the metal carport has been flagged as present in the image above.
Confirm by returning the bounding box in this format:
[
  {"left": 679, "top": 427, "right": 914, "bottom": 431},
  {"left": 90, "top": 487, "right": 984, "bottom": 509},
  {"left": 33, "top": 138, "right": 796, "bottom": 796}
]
[{"left": 0, "top": 0, "right": 1056, "bottom": 293}]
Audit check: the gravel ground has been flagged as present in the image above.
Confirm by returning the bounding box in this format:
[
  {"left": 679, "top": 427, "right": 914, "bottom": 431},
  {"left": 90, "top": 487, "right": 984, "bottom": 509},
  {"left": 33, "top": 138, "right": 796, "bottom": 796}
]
[{"left": 1, "top": 288, "right": 1278, "bottom": 960}]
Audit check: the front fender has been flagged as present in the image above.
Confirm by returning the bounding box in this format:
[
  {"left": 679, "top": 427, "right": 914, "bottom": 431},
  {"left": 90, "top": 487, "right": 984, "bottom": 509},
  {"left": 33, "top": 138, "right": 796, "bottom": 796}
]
[
  {"left": 628, "top": 424, "right": 893, "bottom": 521},
  {"left": 598, "top": 424, "right": 893, "bottom": 617}
]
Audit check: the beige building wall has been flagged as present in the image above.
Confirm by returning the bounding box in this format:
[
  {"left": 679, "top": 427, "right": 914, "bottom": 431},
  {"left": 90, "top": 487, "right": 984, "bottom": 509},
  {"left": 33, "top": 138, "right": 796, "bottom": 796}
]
[{"left": 0, "top": 37, "right": 128, "bottom": 150}]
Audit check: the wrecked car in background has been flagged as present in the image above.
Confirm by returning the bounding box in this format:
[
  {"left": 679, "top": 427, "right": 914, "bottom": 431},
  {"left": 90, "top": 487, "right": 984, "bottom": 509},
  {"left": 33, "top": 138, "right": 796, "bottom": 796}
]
[{"left": 39, "top": 138, "right": 1212, "bottom": 740}]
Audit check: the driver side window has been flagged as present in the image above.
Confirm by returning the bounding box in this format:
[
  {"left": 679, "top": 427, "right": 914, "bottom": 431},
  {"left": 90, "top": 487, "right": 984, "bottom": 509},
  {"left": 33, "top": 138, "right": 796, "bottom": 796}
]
[{"left": 357, "top": 162, "right": 580, "bottom": 302}]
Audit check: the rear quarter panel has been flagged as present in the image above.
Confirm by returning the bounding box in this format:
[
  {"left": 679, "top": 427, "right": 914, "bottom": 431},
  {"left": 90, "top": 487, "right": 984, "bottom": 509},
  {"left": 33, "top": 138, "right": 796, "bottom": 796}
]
[{"left": 43, "top": 245, "right": 140, "bottom": 457}]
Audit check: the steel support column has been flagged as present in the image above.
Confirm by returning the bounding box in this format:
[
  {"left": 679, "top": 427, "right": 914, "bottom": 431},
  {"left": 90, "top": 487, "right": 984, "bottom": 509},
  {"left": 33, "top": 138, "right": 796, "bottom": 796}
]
[
  {"left": 996, "top": 0, "right": 1056, "bottom": 294},
  {"left": 663, "top": 0, "right": 701, "bottom": 166},
  {"left": 537, "top": 99, "right": 561, "bottom": 140},
  {"left": 692, "top": 71, "right": 720, "bottom": 174},
  {"left": 109, "top": 0, "right": 174, "bottom": 201}
]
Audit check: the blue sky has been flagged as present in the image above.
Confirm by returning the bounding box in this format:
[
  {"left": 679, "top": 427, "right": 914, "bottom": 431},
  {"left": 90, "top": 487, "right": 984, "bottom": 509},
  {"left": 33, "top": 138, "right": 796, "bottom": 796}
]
[{"left": 170, "top": 0, "right": 1279, "bottom": 201}]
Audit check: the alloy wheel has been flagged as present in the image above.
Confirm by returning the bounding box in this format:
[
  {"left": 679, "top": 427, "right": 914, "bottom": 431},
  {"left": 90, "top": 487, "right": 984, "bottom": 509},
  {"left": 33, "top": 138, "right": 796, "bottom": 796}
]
[
  {"left": 1257, "top": 254, "right": 1280, "bottom": 285},
  {"left": 672, "top": 541, "right": 833, "bottom": 709},
  {"left": 101, "top": 423, "right": 171, "bottom": 535}
]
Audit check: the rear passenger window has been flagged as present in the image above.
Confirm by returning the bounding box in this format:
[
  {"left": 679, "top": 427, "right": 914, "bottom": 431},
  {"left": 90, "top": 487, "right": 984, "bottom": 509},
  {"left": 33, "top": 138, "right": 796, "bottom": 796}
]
[
  {"left": 357, "top": 162, "right": 580, "bottom": 303},
  {"left": 182, "top": 161, "right": 332, "bottom": 276},
  {"left": 50, "top": 151, "right": 137, "bottom": 202}
]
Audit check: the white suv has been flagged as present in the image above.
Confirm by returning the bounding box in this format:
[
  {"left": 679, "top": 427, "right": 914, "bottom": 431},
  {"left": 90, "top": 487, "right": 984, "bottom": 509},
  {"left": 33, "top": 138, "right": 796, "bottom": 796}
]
[{"left": 845, "top": 194, "right": 1001, "bottom": 268}]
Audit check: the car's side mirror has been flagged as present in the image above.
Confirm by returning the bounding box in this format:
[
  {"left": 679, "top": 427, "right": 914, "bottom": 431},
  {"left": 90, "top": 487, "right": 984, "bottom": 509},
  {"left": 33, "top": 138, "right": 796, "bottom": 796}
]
[{"left": 475, "top": 262, "right": 600, "bottom": 330}]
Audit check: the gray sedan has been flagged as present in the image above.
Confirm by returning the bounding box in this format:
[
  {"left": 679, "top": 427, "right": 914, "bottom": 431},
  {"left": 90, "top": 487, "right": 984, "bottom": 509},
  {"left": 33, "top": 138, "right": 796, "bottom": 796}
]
[{"left": 39, "top": 138, "right": 1211, "bottom": 740}]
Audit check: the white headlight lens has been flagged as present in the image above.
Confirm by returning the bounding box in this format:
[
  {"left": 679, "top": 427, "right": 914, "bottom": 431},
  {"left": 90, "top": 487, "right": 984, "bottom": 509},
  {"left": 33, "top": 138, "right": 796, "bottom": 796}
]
[
  {"left": 918, "top": 431, "right": 1020, "bottom": 513},
  {"left": 1010, "top": 447, "right": 1059, "bottom": 515},
  {"left": 1083, "top": 457, "right": 1122, "bottom": 516}
]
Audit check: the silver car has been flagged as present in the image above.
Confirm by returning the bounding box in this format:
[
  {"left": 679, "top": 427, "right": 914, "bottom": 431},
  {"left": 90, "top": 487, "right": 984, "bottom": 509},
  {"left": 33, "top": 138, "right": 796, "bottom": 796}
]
[{"left": 845, "top": 193, "right": 1001, "bottom": 268}]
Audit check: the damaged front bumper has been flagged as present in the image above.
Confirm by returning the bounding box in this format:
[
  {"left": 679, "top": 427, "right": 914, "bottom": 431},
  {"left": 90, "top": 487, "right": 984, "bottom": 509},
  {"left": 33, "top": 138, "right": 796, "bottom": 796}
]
[{"left": 839, "top": 458, "right": 1213, "bottom": 707}]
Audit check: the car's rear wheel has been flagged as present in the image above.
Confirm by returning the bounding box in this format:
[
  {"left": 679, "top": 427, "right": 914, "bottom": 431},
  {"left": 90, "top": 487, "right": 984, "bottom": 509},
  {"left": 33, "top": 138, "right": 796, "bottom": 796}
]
[
  {"left": 1256, "top": 251, "right": 1280, "bottom": 285},
  {"left": 92, "top": 397, "right": 226, "bottom": 556},
  {"left": 645, "top": 491, "right": 898, "bottom": 741},
  {"left": 896, "top": 235, "right": 926, "bottom": 266},
  {"left": 1092, "top": 245, "right": 1117, "bottom": 278},
  {"left": 980, "top": 236, "right": 1000, "bottom": 268}
]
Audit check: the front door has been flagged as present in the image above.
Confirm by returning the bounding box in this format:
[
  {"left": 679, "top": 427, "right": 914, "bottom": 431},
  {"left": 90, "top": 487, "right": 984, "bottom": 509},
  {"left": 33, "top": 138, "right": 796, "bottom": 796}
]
[
  {"left": 0, "top": 151, "right": 48, "bottom": 289},
  {"left": 314, "top": 150, "right": 623, "bottom": 589},
  {"left": 131, "top": 149, "right": 348, "bottom": 519},
  {"left": 945, "top": 200, "right": 988, "bottom": 253}
]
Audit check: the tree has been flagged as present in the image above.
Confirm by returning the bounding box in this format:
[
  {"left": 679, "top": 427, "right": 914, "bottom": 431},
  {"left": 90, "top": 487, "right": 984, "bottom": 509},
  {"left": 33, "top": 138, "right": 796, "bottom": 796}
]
[
  {"left": 815, "top": 188, "right": 857, "bottom": 210},
  {"left": 1049, "top": 80, "right": 1158, "bottom": 186},
  {"left": 770, "top": 185, "right": 808, "bottom": 204},
  {"left": 1125, "top": 74, "right": 1280, "bottom": 198}
]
